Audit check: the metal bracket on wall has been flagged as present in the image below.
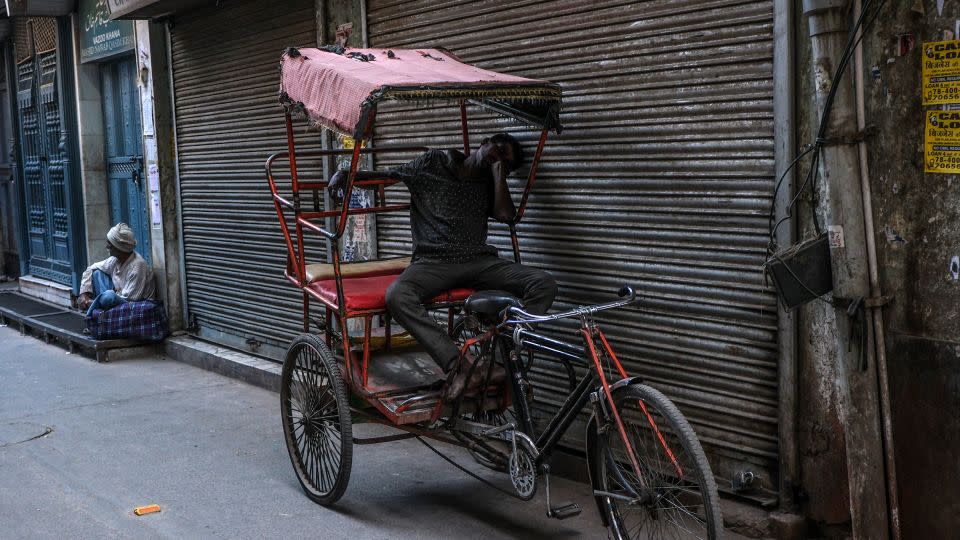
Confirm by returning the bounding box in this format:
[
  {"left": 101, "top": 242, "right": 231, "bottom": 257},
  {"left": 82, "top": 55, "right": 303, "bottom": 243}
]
[
  {"left": 864, "top": 295, "right": 894, "bottom": 308},
  {"left": 817, "top": 125, "right": 878, "bottom": 146}
]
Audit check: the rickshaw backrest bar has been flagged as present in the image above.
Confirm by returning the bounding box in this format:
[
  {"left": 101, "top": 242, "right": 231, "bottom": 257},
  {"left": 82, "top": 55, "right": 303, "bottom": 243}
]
[
  {"left": 266, "top": 145, "right": 430, "bottom": 161},
  {"left": 515, "top": 129, "right": 549, "bottom": 224},
  {"left": 509, "top": 128, "right": 549, "bottom": 263},
  {"left": 300, "top": 204, "right": 411, "bottom": 221},
  {"left": 267, "top": 115, "right": 551, "bottom": 284}
]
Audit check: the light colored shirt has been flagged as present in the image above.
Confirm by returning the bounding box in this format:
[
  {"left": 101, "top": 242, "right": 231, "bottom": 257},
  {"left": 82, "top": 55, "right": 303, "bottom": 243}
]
[{"left": 79, "top": 252, "right": 156, "bottom": 301}]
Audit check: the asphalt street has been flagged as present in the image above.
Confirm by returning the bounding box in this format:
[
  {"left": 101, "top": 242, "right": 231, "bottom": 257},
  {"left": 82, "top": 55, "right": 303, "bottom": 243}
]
[{"left": 0, "top": 325, "right": 610, "bottom": 539}]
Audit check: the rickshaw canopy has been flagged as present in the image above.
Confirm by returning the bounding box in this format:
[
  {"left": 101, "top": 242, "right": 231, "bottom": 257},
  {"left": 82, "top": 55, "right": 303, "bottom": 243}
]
[{"left": 279, "top": 47, "right": 562, "bottom": 139}]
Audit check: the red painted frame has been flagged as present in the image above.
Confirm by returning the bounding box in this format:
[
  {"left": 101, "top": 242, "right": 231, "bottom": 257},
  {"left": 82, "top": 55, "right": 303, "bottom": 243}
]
[{"left": 265, "top": 108, "right": 551, "bottom": 411}]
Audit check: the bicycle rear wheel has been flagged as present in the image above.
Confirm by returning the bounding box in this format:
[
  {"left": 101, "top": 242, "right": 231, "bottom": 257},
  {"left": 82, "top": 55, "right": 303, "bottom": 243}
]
[{"left": 592, "top": 383, "right": 722, "bottom": 539}]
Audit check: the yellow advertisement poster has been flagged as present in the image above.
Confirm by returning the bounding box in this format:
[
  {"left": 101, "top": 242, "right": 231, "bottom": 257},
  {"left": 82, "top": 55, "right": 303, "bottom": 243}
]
[
  {"left": 924, "top": 110, "right": 960, "bottom": 173},
  {"left": 922, "top": 40, "right": 960, "bottom": 105}
]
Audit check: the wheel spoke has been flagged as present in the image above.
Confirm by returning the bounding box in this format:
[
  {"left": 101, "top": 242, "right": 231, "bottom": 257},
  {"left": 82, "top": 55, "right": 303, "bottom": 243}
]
[
  {"left": 316, "top": 435, "right": 339, "bottom": 488},
  {"left": 281, "top": 339, "right": 352, "bottom": 505},
  {"left": 311, "top": 435, "right": 329, "bottom": 489},
  {"left": 661, "top": 509, "right": 702, "bottom": 539},
  {"left": 598, "top": 387, "right": 717, "bottom": 540}
]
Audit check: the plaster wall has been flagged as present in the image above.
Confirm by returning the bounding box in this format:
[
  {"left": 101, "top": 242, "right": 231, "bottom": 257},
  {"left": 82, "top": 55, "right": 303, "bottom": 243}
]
[
  {"left": 794, "top": 2, "right": 960, "bottom": 537},
  {"left": 134, "top": 20, "right": 169, "bottom": 319},
  {"left": 139, "top": 21, "right": 183, "bottom": 331},
  {"left": 857, "top": 4, "right": 960, "bottom": 537},
  {"left": 69, "top": 14, "right": 110, "bottom": 267}
]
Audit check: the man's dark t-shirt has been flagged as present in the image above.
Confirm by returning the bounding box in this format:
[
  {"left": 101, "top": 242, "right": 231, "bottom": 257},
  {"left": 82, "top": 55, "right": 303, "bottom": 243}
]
[{"left": 389, "top": 149, "right": 498, "bottom": 263}]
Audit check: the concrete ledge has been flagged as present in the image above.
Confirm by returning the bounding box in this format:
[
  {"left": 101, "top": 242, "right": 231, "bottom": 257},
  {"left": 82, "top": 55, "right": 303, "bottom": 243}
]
[
  {"left": 723, "top": 499, "right": 776, "bottom": 538},
  {"left": 165, "top": 335, "right": 281, "bottom": 393},
  {"left": 101, "top": 344, "right": 163, "bottom": 363}
]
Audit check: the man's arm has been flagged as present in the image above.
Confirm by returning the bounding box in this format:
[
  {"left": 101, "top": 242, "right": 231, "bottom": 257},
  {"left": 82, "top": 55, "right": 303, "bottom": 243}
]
[
  {"left": 491, "top": 161, "right": 516, "bottom": 223},
  {"left": 78, "top": 258, "right": 116, "bottom": 309},
  {"left": 329, "top": 150, "right": 437, "bottom": 201},
  {"left": 327, "top": 170, "right": 392, "bottom": 202},
  {"left": 79, "top": 258, "right": 117, "bottom": 295}
]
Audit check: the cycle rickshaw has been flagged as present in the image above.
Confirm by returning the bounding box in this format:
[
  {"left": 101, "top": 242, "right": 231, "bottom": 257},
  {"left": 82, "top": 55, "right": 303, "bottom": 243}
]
[{"left": 266, "top": 46, "right": 722, "bottom": 539}]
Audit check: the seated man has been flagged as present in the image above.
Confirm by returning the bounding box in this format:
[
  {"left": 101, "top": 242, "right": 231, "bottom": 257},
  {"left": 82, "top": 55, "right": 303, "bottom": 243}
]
[
  {"left": 77, "top": 223, "right": 156, "bottom": 317},
  {"left": 329, "top": 133, "right": 557, "bottom": 399}
]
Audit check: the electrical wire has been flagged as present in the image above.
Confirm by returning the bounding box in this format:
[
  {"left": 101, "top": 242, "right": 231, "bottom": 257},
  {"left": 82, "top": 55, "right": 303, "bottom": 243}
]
[
  {"left": 417, "top": 436, "right": 526, "bottom": 500},
  {"left": 767, "top": 0, "right": 887, "bottom": 254},
  {"left": 764, "top": 0, "right": 887, "bottom": 310}
]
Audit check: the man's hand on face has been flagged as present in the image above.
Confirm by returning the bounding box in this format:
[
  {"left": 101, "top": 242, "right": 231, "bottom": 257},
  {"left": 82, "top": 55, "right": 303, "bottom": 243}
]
[
  {"left": 77, "top": 293, "right": 92, "bottom": 310},
  {"left": 491, "top": 160, "right": 510, "bottom": 180}
]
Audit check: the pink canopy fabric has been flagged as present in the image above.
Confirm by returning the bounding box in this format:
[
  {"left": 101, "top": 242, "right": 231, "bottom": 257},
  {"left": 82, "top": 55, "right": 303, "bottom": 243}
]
[{"left": 279, "top": 47, "right": 562, "bottom": 138}]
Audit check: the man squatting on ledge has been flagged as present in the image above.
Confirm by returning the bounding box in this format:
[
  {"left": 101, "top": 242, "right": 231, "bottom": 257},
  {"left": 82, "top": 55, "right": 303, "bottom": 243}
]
[{"left": 77, "top": 223, "right": 156, "bottom": 317}]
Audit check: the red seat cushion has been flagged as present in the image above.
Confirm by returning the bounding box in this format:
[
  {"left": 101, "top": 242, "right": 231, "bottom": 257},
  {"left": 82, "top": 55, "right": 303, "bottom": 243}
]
[{"left": 307, "top": 273, "right": 474, "bottom": 313}]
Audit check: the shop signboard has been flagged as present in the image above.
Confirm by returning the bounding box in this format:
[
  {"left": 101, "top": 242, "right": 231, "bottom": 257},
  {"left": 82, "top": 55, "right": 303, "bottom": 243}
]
[{"left": 79, "top": 0, "right": 134, "bottom": 63}]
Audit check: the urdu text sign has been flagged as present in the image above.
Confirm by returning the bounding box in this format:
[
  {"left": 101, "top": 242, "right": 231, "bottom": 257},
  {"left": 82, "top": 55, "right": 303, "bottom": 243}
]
[{"left": 79, "top": 0, "right": 134, "bottom": 63}]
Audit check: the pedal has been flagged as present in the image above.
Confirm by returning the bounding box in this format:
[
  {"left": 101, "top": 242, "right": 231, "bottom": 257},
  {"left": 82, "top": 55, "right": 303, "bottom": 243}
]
[{"left": 547, "top": 502, "right": 581, "bottom": 520}]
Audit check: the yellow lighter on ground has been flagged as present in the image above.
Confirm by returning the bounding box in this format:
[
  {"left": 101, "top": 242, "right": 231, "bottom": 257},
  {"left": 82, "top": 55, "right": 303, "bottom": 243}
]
[{"left": 133, "top": 504, "right": 161, "bottom": 516}]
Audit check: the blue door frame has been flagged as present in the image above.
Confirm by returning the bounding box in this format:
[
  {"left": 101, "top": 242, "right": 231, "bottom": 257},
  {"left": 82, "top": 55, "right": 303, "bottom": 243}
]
[{"left": 100, "top": 55, "right": 149, "bottom": 264}]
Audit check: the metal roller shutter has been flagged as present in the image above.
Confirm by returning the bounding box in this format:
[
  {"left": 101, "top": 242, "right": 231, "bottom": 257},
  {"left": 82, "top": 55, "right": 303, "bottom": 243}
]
[
  {"left": 171, "top": 0, "right": 323, "bottom": 357},
  {"left": 368, "top": 0, "right": 779, "bottom": 495}
]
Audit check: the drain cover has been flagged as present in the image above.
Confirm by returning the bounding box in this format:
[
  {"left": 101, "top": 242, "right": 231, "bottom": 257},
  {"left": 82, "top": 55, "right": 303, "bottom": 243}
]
[{"left": 0, "top": 422, "right": 53, "bottom": 447}]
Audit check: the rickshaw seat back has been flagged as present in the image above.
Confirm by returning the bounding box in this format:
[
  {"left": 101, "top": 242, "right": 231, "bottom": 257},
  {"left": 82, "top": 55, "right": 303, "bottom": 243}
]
[{"left": 304, "top": 257, "right": 410, "bottom": 283}]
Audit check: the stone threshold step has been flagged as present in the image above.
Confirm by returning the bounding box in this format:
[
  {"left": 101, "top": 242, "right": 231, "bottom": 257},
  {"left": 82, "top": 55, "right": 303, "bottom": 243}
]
[{"left": 165, "top": 335, "right": 281, "bottom": 393}]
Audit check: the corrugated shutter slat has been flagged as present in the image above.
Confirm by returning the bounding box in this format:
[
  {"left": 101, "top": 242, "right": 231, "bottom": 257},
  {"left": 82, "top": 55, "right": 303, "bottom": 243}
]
[
  {"left": 171, "top": 0, "right": 323, "bottom": 353},
  {"left": 369, "top": 0, "right": 779, "bottom": 491}
]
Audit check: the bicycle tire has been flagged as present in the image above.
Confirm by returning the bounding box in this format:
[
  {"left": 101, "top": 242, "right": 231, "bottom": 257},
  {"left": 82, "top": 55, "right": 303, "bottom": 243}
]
[
  {"left": 591, "top": 383, "right": 722, "bottom": 540},
  {"left": 280, "top": 334, "right": 353, "bottom": 505}
]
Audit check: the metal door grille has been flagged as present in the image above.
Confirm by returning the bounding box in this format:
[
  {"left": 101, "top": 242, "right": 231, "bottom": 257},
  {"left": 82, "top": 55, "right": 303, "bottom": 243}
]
[
  {"left": 170, "top": 0, "right": 324, "bottom": 356},
  {"left": 368, "top": 0, "right": 780, "bottom": 494}
]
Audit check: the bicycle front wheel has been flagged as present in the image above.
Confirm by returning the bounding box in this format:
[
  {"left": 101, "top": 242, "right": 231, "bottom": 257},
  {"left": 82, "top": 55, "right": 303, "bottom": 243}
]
[
  {"left": 592, "top": 383, "right": 722, "bottom": 539},
  {"left": 280, "top": 334, "right": 353, "bottom": 505}
]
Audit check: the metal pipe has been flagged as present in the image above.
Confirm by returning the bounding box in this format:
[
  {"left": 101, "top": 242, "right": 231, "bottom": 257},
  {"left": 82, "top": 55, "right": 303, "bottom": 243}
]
[
  {"left": 265, "top": 164, "right": 302, "bottom": 281},
  {"left": 166, "top": 22, "right": 190, "bottom": 330},
  {"left": 359, "top": 0, "right": 369, "bottom": 47},
  {"left": 285, "top": 114, "right": 307, "bottom": 286},
  {"left": 459, "top": 100, "right": 470, "bottom": 154},
  {"left": 518, "top": 339, "right": 584, "bottom": 366},
  {"left": 516, "top": 327, "right": 584, "bottom": 357},
  {"left": 853, "top": 1, "right": 900, "bottom": 536},
  {"left": 773, "top": 0, "right": 799, "bottom": 512},
  {"left": 514, "top": 128, "right": 549, "bottom": 224},
  {"left": 317, "top": 0, "right": 334, "bottom": 264},
  {"left": 265, "top": 146, "right": 429, "bottom": 159},
  {"left": 803, "top": 1, "right": 889, "bottom": 537}
]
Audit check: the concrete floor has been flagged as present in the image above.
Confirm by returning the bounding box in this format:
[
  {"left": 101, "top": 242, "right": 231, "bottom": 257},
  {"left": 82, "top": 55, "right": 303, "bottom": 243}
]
[
  {"left": 0, "top": 325, "right": 751, "bottom": 539},
  {"left": 0, "top": 325, "right": 610, "bottom": 539}
]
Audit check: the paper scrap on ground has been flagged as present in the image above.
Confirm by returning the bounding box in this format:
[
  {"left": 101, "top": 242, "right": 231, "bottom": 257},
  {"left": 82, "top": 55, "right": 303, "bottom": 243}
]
[{"left": 133, "top": 504, "right": 161, "bottom": 516}]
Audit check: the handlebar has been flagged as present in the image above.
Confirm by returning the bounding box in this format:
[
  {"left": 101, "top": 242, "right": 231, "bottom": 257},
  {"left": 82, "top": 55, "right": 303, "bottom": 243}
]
[{"left": 502, "top": 285, "right": 638, "bottom": 325}]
